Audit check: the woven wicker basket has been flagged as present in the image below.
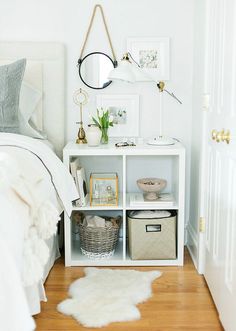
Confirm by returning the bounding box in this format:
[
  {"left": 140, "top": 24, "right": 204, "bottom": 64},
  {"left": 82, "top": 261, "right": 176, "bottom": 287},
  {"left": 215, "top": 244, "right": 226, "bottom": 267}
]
[{"left": 77, "top": 215, "right": 121, "bottom": 259}]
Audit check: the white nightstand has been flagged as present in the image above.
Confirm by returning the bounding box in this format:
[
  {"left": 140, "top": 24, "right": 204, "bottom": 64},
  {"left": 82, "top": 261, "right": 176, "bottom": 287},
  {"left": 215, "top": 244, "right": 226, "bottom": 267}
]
[{"left": 63, "top": 141, "right": 185, "bottom": 267}]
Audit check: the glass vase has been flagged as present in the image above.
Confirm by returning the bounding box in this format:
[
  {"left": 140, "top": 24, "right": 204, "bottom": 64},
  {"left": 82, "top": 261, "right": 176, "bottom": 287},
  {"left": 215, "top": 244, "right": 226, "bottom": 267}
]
[{"left": 101, "top": 127, "right": 109, "bottom": 144}]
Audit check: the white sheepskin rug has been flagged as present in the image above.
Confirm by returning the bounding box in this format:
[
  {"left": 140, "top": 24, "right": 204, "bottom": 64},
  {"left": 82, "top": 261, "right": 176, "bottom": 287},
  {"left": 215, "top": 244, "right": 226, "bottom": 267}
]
[{"left": 57, "top": 267, "right": 161, "bottom": 328}]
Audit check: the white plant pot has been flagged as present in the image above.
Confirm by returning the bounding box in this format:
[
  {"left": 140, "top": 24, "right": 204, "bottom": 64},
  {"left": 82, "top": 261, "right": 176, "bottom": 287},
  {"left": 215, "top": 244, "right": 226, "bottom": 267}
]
[{"left": 86, "top": 125, "right": 102, "bottom": 146}]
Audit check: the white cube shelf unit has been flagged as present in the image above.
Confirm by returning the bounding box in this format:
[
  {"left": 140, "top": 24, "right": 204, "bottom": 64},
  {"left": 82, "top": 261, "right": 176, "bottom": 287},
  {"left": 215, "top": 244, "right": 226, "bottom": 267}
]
[{"left": 63, "top": 141, "right": 185, "bottom": 267}]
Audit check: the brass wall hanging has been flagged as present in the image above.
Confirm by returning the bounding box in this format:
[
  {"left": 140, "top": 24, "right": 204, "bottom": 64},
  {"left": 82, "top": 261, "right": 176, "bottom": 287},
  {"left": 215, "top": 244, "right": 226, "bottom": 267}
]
[{"left": 73, "top": 88, "right": 89, "bottom": 144}]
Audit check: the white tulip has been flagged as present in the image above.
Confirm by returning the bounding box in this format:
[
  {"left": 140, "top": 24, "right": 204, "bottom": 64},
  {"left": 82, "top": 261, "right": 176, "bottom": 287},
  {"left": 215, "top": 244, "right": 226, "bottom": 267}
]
[
  {"left": 98, "top": 109, "right": 104, "bottom": 117},
  {"left": 109, "top": 115, "right": 114, "bottom": 122}
]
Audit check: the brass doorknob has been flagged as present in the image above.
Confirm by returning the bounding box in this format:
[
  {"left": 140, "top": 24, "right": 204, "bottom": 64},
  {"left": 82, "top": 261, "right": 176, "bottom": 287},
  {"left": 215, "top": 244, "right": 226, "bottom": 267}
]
[
  {"left": 211, "top": 129, "right": 231, "bottom": 144},
  {"left": 216, "top": 130, "right": 224, "bottom": 143},
  {"left": 222, "top": 130, "right": 230, "bottom": 144},
  {"left": 211, "top": 129, "right": 218, "bottom": 140}
]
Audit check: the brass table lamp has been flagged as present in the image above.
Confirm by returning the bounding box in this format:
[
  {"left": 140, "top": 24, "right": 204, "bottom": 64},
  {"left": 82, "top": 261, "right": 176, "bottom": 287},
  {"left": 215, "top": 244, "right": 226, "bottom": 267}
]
[{"left": 73, "top": 88, "right": 88, "bottom": 144}]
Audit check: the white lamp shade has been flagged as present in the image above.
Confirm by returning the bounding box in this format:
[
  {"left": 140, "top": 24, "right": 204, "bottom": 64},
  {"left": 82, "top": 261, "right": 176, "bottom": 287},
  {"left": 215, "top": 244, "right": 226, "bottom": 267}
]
[
  {"left": 108, "top": 59, "right": 153, "bottom": 83},
  {"left": 108, "top": 60, "right": 136, "bottom": 83},
  {"left": 131, "top": 65, "right": 153, "bottom": 82}
]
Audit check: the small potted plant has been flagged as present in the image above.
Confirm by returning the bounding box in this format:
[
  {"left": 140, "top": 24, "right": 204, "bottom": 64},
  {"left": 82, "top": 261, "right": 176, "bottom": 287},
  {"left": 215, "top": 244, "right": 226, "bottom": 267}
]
[{"left": 90, "top": 108, "right": 114, "bottom": 144}]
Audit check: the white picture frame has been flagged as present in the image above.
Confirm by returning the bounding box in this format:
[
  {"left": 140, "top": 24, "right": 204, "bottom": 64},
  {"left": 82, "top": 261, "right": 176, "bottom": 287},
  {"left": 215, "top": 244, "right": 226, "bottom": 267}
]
[
  {"left": 96, "top": 94, "right": 140, "bottom": 137},
  {"left": 127, "top": 37, "right": 170, "bottom": 81}
]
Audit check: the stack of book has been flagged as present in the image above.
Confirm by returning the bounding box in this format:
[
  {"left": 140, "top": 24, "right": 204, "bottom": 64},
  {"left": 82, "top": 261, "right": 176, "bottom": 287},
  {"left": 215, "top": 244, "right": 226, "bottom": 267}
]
[
  {"left": 129, "top": 193, "right": 175, "bottom": 208},
  {"left": 70, "top": 158, "right": 88, "bottom": 207}
]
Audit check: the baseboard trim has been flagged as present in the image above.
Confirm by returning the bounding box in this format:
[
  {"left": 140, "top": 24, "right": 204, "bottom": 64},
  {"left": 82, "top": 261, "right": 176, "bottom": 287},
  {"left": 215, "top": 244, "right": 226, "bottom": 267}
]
[{"left": 186, "top": 223, "right": 198, "bottom": 270}]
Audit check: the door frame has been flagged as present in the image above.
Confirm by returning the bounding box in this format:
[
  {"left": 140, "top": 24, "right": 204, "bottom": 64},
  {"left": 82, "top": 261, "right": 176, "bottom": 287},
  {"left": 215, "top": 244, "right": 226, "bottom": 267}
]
[
  {"left": 196, "top": 111, "right": 207, "bottom": 274},
  {"left": 190, "top": 0, "right": 210, "bottom": 275}
]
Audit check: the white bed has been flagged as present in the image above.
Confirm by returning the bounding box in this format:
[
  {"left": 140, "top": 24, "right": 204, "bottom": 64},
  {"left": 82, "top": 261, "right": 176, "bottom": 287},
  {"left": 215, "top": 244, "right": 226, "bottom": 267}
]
[{"left": 0, "top": 43, "right": 78, "bottom": 331}]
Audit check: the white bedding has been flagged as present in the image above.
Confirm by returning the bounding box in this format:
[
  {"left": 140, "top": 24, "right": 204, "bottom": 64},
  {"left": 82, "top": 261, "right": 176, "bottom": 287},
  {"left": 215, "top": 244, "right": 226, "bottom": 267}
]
[
  {"left": 0, "top": 193, "right": 35, "bottom": 331},
  {"left": 0, "top": 133, "right": 78, "bottom": 215},
  {"left": 0, "top": 133, "right": 78, "bottom": 330},
  {"left": 24, "top": 235, "right": 60, "bottom": 316}
]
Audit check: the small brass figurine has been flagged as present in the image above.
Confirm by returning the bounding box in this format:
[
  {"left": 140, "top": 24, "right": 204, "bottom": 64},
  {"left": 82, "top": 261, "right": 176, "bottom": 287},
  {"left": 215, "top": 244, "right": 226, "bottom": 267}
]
[{"left": 73, "top": 88, "right": 89, "bottom": 144}]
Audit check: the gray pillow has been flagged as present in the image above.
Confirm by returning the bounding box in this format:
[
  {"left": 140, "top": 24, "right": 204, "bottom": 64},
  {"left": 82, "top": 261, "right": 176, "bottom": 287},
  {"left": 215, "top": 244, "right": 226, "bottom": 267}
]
[{"left": 0, "top": 59, "right": 26, "bottom": 133}]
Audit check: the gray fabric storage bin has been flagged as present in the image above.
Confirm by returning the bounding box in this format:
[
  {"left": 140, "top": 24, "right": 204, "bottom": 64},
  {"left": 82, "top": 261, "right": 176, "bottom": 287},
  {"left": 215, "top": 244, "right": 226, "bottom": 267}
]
[{"left": 128, "top": 211, "right": 176, "bottom": 260}]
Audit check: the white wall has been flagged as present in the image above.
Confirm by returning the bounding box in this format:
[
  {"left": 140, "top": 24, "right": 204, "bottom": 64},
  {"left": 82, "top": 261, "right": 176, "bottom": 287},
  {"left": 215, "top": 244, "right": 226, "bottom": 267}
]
[{"left": 0, "top": 0, "right": 194, "bottom": 224}]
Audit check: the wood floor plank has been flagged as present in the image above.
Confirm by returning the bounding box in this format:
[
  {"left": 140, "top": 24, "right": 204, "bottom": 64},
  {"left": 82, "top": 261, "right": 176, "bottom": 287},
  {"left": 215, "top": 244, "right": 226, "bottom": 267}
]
[{"left": 35, "top": 249, "right": 223, "bottom": 330}]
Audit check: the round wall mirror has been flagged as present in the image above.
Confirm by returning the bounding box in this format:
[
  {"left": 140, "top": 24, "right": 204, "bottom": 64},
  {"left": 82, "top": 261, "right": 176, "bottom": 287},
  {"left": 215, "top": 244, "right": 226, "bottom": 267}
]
[{"left": 78, "top": 52, "right": 117, "bottom": 90}]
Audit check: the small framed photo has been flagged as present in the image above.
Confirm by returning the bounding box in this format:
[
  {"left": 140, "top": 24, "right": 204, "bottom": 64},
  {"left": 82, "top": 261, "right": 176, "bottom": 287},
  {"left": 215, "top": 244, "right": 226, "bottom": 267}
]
[
  {"left": 127, "top": 37, "right": 170, "bottom": 81},
  {"left": 96, "top": 94, "right": 139, "bottom": 137},
  {"left": 90, "top": 173, "right": 118, "bottom": 206}
]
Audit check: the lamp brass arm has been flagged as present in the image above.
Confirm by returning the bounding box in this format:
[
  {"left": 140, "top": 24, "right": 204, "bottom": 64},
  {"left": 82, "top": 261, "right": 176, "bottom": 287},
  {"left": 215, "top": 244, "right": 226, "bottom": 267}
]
[{"left": 157, "top": 82, "right": 182, "bottom": 104}]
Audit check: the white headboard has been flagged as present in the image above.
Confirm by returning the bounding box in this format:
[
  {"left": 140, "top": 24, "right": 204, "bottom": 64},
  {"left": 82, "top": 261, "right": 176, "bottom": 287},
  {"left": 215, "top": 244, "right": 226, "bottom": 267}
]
[{"left": 0, "top": 42, "right": 65, "bottom": 157}]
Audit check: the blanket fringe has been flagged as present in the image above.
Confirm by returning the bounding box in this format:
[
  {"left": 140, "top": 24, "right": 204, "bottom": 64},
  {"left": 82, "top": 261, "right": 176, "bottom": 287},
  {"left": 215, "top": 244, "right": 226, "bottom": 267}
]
[{"left": 34, "top": 201, "right": 61, "bottom": 240}]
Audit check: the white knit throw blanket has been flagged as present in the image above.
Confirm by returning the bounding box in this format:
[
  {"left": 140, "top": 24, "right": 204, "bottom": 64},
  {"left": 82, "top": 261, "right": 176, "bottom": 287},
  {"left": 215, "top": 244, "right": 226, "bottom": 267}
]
[{"left": 0, "top": 153, "right": 60, "bottom": 287}]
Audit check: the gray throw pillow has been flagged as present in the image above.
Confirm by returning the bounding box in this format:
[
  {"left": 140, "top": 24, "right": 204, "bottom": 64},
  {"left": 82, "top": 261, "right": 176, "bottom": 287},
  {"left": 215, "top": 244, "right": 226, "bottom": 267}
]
[{"left": 0, "top": 59, "right": 26, "bottom": 133}]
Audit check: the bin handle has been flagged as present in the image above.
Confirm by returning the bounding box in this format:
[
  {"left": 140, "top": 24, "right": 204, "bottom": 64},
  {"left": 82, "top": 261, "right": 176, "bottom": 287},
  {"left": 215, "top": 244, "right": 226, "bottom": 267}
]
[{"left": 145, "top": 224, "right": 162, "bottom": 232}]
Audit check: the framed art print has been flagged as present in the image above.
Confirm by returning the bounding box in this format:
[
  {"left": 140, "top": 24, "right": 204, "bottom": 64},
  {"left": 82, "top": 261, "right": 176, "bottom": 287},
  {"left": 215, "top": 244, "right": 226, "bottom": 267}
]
[
  {"left": 96, "top": 94, "right": 140, "bottom": 137},
  {"left": 127, "top": 37, "right": 170, "bottom": 81},
  {"left": 90, "top": 172, "right": 118, "bottom": 206}
]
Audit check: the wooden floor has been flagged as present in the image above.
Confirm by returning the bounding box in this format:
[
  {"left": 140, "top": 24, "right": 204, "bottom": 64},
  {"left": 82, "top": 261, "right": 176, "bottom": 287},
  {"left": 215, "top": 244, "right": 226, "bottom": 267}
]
[{"left": 35, "top": 249, "right": 223, "bottom": 331}]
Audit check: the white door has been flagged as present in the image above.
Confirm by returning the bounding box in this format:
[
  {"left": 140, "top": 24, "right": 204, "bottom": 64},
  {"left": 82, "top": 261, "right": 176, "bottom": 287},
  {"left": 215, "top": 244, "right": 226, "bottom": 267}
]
[{"left": 203, "top": 0, "right": 236, "bottom": 330}]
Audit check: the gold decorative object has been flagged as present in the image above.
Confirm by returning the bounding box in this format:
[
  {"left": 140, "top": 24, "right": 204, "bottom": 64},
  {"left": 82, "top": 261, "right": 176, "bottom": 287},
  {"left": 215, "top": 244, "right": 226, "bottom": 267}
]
[
  {"left": 73, "top": 88, "right": 89, "bottom": 144},
  {"left": 90, "top": 173, "right": 118, "bottom": 206}
]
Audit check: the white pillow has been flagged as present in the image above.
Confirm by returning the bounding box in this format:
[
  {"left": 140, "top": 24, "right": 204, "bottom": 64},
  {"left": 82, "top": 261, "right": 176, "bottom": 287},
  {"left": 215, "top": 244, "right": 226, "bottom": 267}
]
[
  {"left": 19, "top": 82, "right": 46, "bottom": 139},
  {"left": 40, "top": 139, "right": 55, "bottom": 152}
]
